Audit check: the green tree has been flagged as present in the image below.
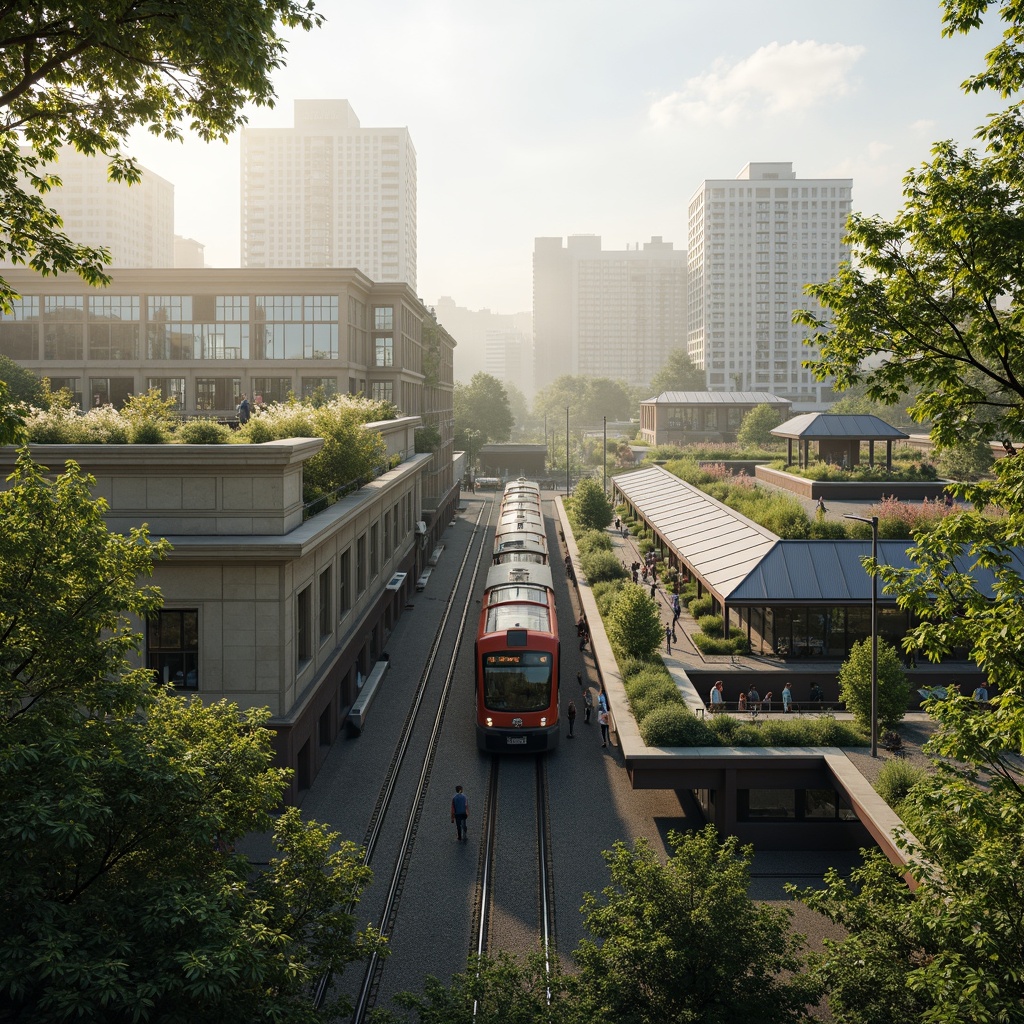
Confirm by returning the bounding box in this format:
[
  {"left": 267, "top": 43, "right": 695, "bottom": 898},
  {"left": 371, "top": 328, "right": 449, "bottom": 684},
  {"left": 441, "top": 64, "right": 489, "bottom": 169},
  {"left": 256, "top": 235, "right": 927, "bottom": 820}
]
[
  {"left": 647, "top": 347, "right": 706, "bottom": 395},
  {"left": 935, "top": 437, "right": 995, "bottom": 481},
  {"left": 0, "top": 378, "right": 28, "bottom": 444},
  {"left": 798, "top": 140, "right": 1024, "bottom": 450},
  {"left": 533, "top": 375, "right": 634, "bottom": 429},
  {"left": 606, "top": 584, "right": 663, "bottom": 660},
  {"left": 0, "top": 353, "right": 44, "bottom": 406},
  {"left": 736, "top": 403, "right": 784, "bottom": 448},
  {"left": 0, "top": 452, "right": 383, "bottom": 1021},
  {"left": 0, "top": 1, "right": 323, "bottom": 307},
  {"left": 836, "top": 637, "right": 910, "bottom": 732},
  {"left": 454, "top": 372, "right": 514, "bottom": 446},
  {"left": 569, "top": 477, "right": 612, "bottom": 532},
  {"left": 574, "top": 826, "right": 820, "bottom": 1024}
]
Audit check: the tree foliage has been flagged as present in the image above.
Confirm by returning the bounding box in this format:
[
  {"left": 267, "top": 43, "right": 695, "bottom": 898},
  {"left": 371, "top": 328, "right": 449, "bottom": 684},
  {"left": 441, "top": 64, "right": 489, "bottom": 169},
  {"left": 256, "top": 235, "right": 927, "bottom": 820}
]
[
  {"left": 454, "top": 372, "right": 514, "bottom": 447},
  {"left": 606, "top": 584, "right": 663, "bottom": 660},
  {"left": 0, "top": 0, "right": 323, "bottom": 308},
  {"left": 533, "top": 375, "right": 634, "bottom": 429},
  {"left": 0, "top": 353, "right": 44, "bottom": 406},
  {"left": 0, "top": 452, "right": 382, "bottom": 1021},
  {"left": 798, "top": 141, "right": 1024, "bottom": 450},
  {"left": 837, "top": 637, "right": 911, "bottom": 732},
  {"left": 647, "top": 347, "right": 706, "bottom": 395},
  {"left": 574, "top": 826, "right": 820, "bottom": 1024},
  {"left": 568, "top": 477, "right": 612, "bottom": 532},
  {"left": 736, "top": 403, "right": 785, "bottom": 448}
]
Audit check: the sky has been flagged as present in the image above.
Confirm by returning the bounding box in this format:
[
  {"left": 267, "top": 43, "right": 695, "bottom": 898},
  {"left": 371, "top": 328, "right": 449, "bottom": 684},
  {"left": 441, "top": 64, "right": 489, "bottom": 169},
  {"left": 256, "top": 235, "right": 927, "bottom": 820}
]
[{"left": 129, "top": 0, "right": 1005, "bottom": 315}]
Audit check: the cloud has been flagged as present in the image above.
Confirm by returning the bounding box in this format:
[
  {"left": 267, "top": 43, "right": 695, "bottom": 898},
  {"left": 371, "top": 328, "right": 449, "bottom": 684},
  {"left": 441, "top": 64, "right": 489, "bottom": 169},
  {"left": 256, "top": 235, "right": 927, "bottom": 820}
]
[{"left": 649, "top": 40, "right": 866, "bottom": 128}]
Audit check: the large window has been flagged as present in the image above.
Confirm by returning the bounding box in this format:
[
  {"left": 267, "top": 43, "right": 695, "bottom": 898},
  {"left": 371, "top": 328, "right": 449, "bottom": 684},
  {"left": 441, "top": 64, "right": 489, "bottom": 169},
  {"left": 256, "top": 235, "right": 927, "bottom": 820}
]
[
  {"left": 302, "top": 377, "right": 338, "bottom": 401},
  {"left": 89, "top": 377, "right": 134, "bottom": 409},
  {"left": 319, "top": 567, "right": 332, "bottom": 643},
  {"left": 88, "top": 296, "right": 140, "bottom": 360},
  {"left": 0, "top": 296, "right": 39, "bottom": 359},
  {"left": 374, "top": 336, "right": 393, "bottom": 367},
  {"left": 43, "top": 296, "right": 84, "bottom": 360},
  {"left": 371, "top": 380, "right": 393, "bottom": 403},
  {"left": 148, "top": 609, "right": 199, "bottom": 690},
  {"left": 297, "top": 585, "right": 312, "bottom": 665},
  {"left": 369, "top": 523, "right": 379, "bottom": 579},
  {"left": 255, "top": 295, "right": 339, "bottom": 359},
  {"left": 251, "top": 377, "right": 293, "bottom": 405},
  {"left": 339, "top": 548, "right": 351, "bottom": 616},
  {"left": 195, "top": 377, "right": 241, "bottom": 411},
  {"left": 356, "top": 534, "right": 366, "bottom": 595},
  {"left": 374, "top": 306, "right": 394, "bottom": 331},
  {"left": 147, "top": 377, "right": 186, "bottom": 409}
]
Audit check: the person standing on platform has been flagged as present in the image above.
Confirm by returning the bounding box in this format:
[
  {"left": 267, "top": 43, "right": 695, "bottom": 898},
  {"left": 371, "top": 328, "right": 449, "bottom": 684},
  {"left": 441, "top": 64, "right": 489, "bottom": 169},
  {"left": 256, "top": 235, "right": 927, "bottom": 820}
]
[
  {"left": 598, "top": 708, "right": 610, "bottom": 747},
  {"left": 567, "top": 700, "right": 577, "bottom": 738}
]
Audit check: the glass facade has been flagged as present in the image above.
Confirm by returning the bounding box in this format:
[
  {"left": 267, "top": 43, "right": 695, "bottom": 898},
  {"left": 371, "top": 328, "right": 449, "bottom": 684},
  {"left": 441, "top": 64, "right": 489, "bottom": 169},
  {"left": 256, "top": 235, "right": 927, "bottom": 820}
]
[{"left": 148, "top": 609, "right": 199, "bottom": 690}]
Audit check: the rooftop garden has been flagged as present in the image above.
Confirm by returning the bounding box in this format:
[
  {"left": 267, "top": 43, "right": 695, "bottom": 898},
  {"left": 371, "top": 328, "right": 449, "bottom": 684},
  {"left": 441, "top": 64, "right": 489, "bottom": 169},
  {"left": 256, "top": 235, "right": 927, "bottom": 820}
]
[{"left": 17, "top": 387, "right": 401, "bottom": 508}]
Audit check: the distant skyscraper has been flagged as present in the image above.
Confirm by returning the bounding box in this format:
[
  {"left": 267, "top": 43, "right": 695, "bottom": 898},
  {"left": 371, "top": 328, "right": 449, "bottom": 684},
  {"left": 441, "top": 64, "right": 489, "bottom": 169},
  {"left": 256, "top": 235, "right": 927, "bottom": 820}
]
[
  {"left": 532, "top": 235, "right": 688, "bottom": 395},
  {"left": 241, "top": 100, "right": 417, "bottom": 289},
  {"left": 173, "top": 235, "right": 205, "bottom": 268},
  {"left": 6, "top": 146, "right": 175, "bottom": 268},
  {"left": 686, "top": 162, "right": 852, "bottom": 408},
  {"left": 434, "top": 296, "right": 532, "bottom": 391}
]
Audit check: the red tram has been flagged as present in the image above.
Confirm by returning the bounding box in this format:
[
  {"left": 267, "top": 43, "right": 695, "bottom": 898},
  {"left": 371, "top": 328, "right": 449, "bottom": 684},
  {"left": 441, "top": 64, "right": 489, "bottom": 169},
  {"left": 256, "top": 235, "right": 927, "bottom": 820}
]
[{"left": 476, "top": 480, "right": 560, "bottom": 751}]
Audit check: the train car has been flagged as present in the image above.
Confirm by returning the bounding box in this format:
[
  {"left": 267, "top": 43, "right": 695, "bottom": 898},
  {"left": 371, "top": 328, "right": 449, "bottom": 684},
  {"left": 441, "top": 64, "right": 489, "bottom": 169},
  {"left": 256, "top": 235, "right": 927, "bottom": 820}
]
[
  {"left": 504, "top": 477, "right": 540, "bottom": 499},
  {"left": 475, "top": 562, "right": 560, "bottom": 752},
  {"left": 493, "top": 521, "right": 548, "bottom": 564},
  {"left": 493, "top": 536, "right": 548, "bottom": 564}
]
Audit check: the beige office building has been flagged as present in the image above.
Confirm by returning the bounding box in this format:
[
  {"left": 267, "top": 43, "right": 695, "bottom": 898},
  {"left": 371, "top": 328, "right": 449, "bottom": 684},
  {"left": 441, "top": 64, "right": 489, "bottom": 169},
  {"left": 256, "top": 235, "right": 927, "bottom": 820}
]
[{"left": 241, "top": 100, "right": 417, "bottom": 289}]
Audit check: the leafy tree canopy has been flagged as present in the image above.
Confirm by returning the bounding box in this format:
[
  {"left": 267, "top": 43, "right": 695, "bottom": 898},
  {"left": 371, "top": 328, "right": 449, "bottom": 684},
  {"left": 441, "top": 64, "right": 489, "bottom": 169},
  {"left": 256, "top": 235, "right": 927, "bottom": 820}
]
[
  {"left": 647, "top": 347, "right": 706, "bottom": 396},
  {"left": 0, "top": 451, "right": 383, "bottom": 1021},
  {"left": 736, "top": 403, "right": 785, "bottom": 448},
  {"left": 606, "top": 584, "right": 664, "bottom": 660},
  {"left": 0, "top": 353, "right": 44, "bottom": 406},
  {"left": 799, "top": 141, "right": 1024, "bottom": 450},
  {"left": 0, "top": 0, "right": 323, "bottom": 308},
  {"left": 454, "top": 372, "right": 514, "bottom": 446},
  {"left": 568, "top": 477, "right": 612, "bottom": 532},
  {"left": 836, "top": 637, "right": 911, "bottom": 732},
  {"left": 533, "top": 375, "right": 634, "bottom": 429}
]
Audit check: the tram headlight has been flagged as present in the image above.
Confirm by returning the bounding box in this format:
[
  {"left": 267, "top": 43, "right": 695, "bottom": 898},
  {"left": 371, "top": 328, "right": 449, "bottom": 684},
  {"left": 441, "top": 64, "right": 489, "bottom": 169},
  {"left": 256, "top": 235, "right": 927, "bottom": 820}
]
[
  {"left": 540, "top": 716, "right": 547, "bottom": 726},
  {"left": 485, "top": 716, "right": 493, "bottom": 727}
]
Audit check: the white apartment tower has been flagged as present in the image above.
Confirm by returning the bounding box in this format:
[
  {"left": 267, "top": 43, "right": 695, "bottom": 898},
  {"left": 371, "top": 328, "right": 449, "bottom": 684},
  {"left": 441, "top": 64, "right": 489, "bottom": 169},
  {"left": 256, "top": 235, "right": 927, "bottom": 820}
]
[
  {"left": 532, "top": 235, "right": 688, "bottom": 395},
  {"left": 686, "top": 162, "right": 851, "bottom": 407},
  {"left": 7, "top": 147, "right": 175, "bottom": 268},
  {"left": 241, "top": 100, "right": 417, "bottom": 289}
]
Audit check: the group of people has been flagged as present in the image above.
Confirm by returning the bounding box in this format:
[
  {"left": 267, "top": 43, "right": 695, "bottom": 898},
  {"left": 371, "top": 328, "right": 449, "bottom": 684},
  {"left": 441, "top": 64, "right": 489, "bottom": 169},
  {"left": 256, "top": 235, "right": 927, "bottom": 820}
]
[
  {"left": 712, "top": 680, "right": 827, "bottom": 714},
  {"left": 566, "top": 680, "right": 609, "bottom": 744}
]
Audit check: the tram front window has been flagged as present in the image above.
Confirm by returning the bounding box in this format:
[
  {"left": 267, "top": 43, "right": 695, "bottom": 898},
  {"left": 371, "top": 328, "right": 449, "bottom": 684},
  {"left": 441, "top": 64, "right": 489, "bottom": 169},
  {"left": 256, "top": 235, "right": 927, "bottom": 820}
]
[{"left": 483, "top": 651, "right": 552, "bottom": 712}]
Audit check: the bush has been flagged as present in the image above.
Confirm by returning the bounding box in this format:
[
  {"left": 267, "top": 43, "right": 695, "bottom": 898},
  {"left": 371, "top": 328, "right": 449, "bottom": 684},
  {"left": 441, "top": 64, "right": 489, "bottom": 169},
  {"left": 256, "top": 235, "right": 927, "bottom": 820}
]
[
  {"left": 708, "top": 714, "right": 740, "bottom": 742},
  {"left": 639, "top": 705, "right": 716, "bottom": 746},
  {"left": 838, "top": 638, "right": 911, "bottom": 731},
  {"left": 811, "top": 714, "right": 867, "bottom": 747},
  {"left": 592, "top": 579, "right": 627, "bottom": 616},
  {"left": 576, "top": 529, "right": 613, "bottom": 557},
  {"left": 810, "top": 517, "right": 852, "bottom": 539},
  {"left": 692, "top": 630, "right": 749, "bottom": 655},
  {"left": 875, "top": 757, "right": 927, "bottom": 809},
  {"left": 568, "top": 478, "right": 613, "bottom": 532},
  {"left": 176, "top": 419, "right": 232, "bottom": 444},
  {"left": 607, "top": 585, "right": 664, "bottom": 660},
  {"left": 697, "top": 613, "right": 724, "bottom": 636},
  {"left": 758, "top": 719, "right": 813, "bottom": 746},
  {"left": 627, "top": 676, "right": 683, "bottom": 722},
  {"left": 689, "top": 595, "right": 714, "bottom": 618},
  {"left": 580, "top": 549, "right": 627, "bottom": 584}
]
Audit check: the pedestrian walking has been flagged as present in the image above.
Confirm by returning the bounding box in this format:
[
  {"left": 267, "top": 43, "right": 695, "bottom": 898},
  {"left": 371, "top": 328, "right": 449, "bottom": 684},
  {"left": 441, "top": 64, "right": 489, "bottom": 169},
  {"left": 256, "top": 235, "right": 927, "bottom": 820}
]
[
  {"left": 598, "top": 707, "right": 610, "bottom": 747},
  {"left": 650, "top": 580, "right": 657, "bottom": 600},
  {"left": 577, "top": 670, "right": 583, "bottom": 690},
  {"left": 665, "top": 623, "right": 672, "bottom": 655},
  {"left": 672, "top": 593, "right": 681, "bottom": 623},
  {"left": 709, "top": 679, "right": 724, "bottom": 713},
  {"left": 763, "top": 691, "right": 773, "bottom": 713},
  {"left": 567, "top": 700, "right": 577, "bottom": 738},
  {"left": 451, "top": 785, "right": 469, "bottom": 842},
  {"left": 598, "top": 690, "right": 608, "bottom": 714},
  {"left": 614, "top": 517, "right": 621, "bottom": 531},
  {"left": 583, "top": 687, "right": 593, "bottom": 723},
  {"left": 782, "top": 681, "right": 793, "bottom": 713}
]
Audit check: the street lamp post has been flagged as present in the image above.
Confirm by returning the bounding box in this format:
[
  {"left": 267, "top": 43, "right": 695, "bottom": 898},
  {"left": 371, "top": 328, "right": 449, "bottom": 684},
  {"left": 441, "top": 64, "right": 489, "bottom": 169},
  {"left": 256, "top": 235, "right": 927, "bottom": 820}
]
[
  {"left": 844, "top": 513, "right": 879, "bottom": 757},
  {"left": 565, "top": 406, "right": 570, "bottom": 496}
]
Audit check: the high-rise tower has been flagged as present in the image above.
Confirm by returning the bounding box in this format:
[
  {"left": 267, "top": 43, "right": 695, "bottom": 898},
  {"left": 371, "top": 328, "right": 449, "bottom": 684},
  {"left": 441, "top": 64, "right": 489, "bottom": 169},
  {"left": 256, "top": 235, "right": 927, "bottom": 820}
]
[
  {"left": 241, "top": 100, "right": 417, "bottom": 289},
  {"left": 686, "top": 162, "right": 851, "bottom": 408}
]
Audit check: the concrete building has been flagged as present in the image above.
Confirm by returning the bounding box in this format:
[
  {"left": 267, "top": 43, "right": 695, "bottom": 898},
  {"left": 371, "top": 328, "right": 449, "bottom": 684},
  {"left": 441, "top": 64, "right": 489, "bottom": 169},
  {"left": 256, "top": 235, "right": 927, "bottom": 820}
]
[
  {"left": 0, "top": 432, "right": 435, "bottom": 804},
  {"left": 532, "top": 235, "right": 688, "bottom": 394},
  {"left": 3, "top": 147, "right": 175, "bottom": 268},
  {"left": 433, "top": 296, "right": 532, "bottom": 390},
  {"left": 686, "top": 162, "right": 852, "bottom": 409},
  {"left": 241, "top": 100, "right": 417, "bottom": 289},
  {"left": 639, "top": 391, "right": 791, "bottom": 446},
  {"left": 173, "top": 235, "right": 205, "bottom": 268},
  {"left": 0, "top": 266, "right": 457, "bottom": 522}
]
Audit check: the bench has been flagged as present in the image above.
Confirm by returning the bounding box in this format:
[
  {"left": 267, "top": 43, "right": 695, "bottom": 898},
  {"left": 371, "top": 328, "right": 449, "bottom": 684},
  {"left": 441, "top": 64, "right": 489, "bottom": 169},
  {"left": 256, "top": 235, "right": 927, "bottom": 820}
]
[
  {"left": 348, "top": 657, "right": 390, "bottom": 735},
  {"left": 428, "top": 544, "right": 444, "bottom": 567},
  {"left": 416, "top": 569, "right": 432, "bottom": 591}
]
